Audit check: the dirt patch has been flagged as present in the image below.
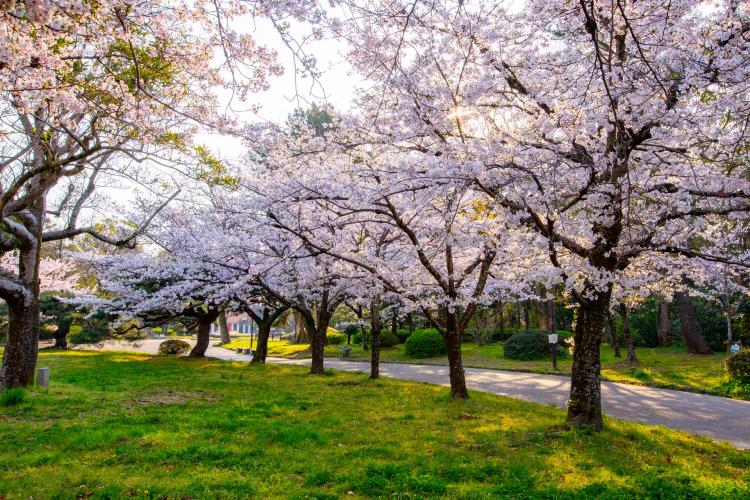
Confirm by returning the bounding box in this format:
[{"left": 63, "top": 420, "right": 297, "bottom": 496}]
[{"left": 125, "top": 391, "right": 220, "bottom": 407}]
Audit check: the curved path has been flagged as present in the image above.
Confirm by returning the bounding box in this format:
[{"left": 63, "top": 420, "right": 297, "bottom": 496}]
[{"left": 72, "top": 339, "right": 750, "bottom": 450}]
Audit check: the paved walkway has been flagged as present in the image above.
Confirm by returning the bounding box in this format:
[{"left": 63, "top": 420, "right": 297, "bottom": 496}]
[{"left": 73, "top": 339, "right": 750, "bottom": 450}]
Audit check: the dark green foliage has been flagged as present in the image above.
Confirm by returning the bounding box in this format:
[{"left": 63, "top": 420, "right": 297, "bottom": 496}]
[
  {"left": 158, "top": 339, "right": 191, "bottom": 356},
  {"left": 379, "top": 331, "right": 399, "bottom": 347},
  {"left": 326, "top": 332, "right": 346, "bottom": 345},
  {"left": 726, "top": 351, "right": 750, "bottom": 381},
  {"left": 0, "top": 389, "right": 26, "bottom": 407},
  {"left": 287, "top": 103, "right": 334, "bottom": 138},
  {"left": 395, "top": 328, "right": 412, "bottom": 343},
  {"left": 404, "top": 329, "right": 446, "bottom": 358},
  {"left": 343, "top": 324, "right": 359, "bottom": 343},
  {"left": 352, "top": 329, "right": 369, "bottom": 345},
  {"left": 628, "top": 297, "right": 660, "bottom": 347},
  {"left": 503, "top": 330, "right": 567, "bottom": 361}
]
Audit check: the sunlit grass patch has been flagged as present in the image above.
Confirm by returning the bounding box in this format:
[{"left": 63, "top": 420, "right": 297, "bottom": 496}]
[{"left": 2, "top": 350, "right": 746, "bottom": 498}]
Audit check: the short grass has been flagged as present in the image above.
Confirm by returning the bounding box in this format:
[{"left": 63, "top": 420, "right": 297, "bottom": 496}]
[
  {"left": 1, "top": 351, "right": 748, "bottom": 498},
  {"left": 218, "top": 340, "right": 748, "bottom": 400},
  {"left": 218, "top": 338, "right": 343, "bottom": 358}
]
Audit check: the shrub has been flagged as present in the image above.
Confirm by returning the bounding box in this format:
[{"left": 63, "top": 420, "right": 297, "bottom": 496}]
[
  {"left": 404, "top": 329, "right": 446, "bottom": 358},
  {"left": 395, "top": 328, "right": 412, "bottom": 343},
  {"left": 503, "top": 330, "right": 567, "bottom": 361},
  {"left": 726, "top": 351, "right": 750, "bottom": 381},
  {"left": 69, "top": 325, "right": 107, "bottom": 345},
  {"left": 0, "top": 388, "right": 26, "bottom": 407},
  {"left": 327, "top": 332, "right": 346, "bottom": 345},
  {"left": 343, "top": 324, "right": 359, "bottom": 342},
  {"left": 158, "top": 339, "right": 191, "bottom": 356},
  {"left": 352, "top": 329, "right": 370, "bottom": 345},
  {"left": 379, "top": 330, "right": 399, "bottom": 347}
]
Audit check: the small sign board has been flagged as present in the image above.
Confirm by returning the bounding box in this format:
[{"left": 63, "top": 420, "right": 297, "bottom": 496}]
[
  {"left": 730, "top": 343, "right": 741, "bottom": 353},
  {"left": 548, "top": 334, "right": 558, "bottom": 344}
]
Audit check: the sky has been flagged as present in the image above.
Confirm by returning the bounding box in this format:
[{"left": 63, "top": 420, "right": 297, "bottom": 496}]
[{"left": 197, "top": 19, "right": 358, "bottom": 163}]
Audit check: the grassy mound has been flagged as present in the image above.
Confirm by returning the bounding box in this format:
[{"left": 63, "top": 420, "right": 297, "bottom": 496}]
[{"left": 2, "top": 351, "right": 747, "bottom": 498}]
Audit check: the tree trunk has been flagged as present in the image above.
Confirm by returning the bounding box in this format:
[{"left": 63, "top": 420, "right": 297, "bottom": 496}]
[
  {"left": 293, "top": 311, "right": 308, "bottom": 343},
  {"left": 407, "top": 313, "right": 414, "bottom": 334},
  {"left": 251, "top": 323, "right": 271, "bottom": 363},
  {"left": 189, "top": 321, "right": 212, "bottom": 357},
  {"left": 53, "top": 321, "right": 70, "bottom": 349},
  {"left": 522, "top": 304, "right": 530, "bottom": 331},
  {"left": 218, "top": 310, "right": 231, "bottom": 344},
  {"left": 657, "top": 298, "right": 672, "bottom": 347},
  {"left": 1, "top": 299, "right": 38, "bottom": 388},
  {"left": 370, "top": 299, "right": 381, "bottom": 379},
  {"left": 726, "top": 311, "right": 733, "bottom": 353},
  {"left": 547, "top": 299, "right": 556, "bottom": 335},
  {"left": 566, "top": 293, "right": 609, "bottom": 429},
  {"left": 618, "top": 303, "right": 637, "bottom": 364},
  {"left": 444, "top": 311, "right": 469, "bottom": 400},
  {"left": 606, "top": 309, "right": 621, "bottom": 358},
  {"left": 309, "top": 322, "right": 327, "bottom": 375},
  {"left": 445, "top": 328, "right": 469, "bottom": 400},
  {"left": 675, "top": 292, "right": 712, "bottom": 354},
  {"left": 497, "top": 300, "right": 505, "bottom": 340},
  {"left": 0, "top": 196, "right": 43, "bottom": 388}
]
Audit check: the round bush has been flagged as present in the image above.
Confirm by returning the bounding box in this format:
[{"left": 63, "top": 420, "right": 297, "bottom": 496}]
[
  {"left": 503, "top": 330, "right": 565, "bottom": 361},
  {"left": 158, "top": 339, "right": 191, "bottom": 356},
  {"left": 404, "top": 329, "right": 446, "bottom": 358},
  {"left": 726, "top": 351, "right": 750, "bottom": 381},
  {"left": 379, "top": 330, "right": 399, "bottom": 347}
]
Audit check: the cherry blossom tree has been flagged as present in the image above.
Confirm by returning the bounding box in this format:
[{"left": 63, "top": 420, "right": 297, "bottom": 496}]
[
  {"left": 330, "top": 0, "right": 750, "bottom": 426},
  {"left": 256, "top": 117, "right": 545, "bottom": 397},
  {"left": 0, "top": 0, "right": 318, "bottom": 387}
]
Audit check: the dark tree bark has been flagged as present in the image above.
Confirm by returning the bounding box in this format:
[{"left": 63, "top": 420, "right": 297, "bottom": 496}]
[
  {"left": 370, "top": 298, "right": 381, "bottom": 379},
  {"left": 407, "top": 312, "right": 414, "bottom": 334},
  {"left": 618, "top": 303, "right": 637, "bottom": 364},
  {"left": 445, "top": 310, "right": 469, "bottom": 400},
  {"left": 293, "top": 311, "right": 308, "bottom": 343},
  {"left": 566, "top": 291, "right": 609, "bottom": 429},
  {"left": 52, "top": 320, "right": 71, "bottom": 349},
  {"left": 298, "top": 291, "right": 338, "bottom": 375},
  {"left": 1, "top": 297, "right": 39, "bottom": 388},
  {"left": 189, "top": 309, "right": 220, "bottom": 357},
  {"left": 497, "top": 300, "right": 505, "bottom": 340},
  {"left": 218, "top": 310, "right": 231, "bottom": 344},
  {"left": 308, "top": 320, "right": 327, "bottom": 374},
  {"left": 675, "top": 292, "right": 712, "bottom": 354},
  {"left": 0, "top": 197, "right": 44, "bottom": 389},
  {"left": 606, "top": 309, "right": 621, "bottom": 358},
  {"left": 522, "top": 303, "right": 530, "bottom": 331},
  {"left": 657, "top": 298, "right": 672, "bottom": 347},
  {"left": 249, "top": 305, "right": 288, "bottom": 364}
]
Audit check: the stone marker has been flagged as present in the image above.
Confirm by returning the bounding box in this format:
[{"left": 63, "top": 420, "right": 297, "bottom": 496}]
[{"left": 37, "top": 367, "right": 50, "bottom": 388}]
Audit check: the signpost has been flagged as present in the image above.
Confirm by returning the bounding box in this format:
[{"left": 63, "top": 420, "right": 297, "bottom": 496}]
[{"left": 730, "top": 343, "right": 741, "bottom": 354}]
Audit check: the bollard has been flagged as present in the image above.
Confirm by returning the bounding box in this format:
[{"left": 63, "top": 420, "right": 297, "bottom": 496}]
[{"left": 37, "top": 367, "right": 50, "bottom": 388}]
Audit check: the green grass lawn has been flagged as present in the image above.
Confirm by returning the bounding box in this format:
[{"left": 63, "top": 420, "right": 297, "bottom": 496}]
[
  {"left": 1, "top": 351, "right": 748, "bottom": 498},
  {"left": 219, "top": 339, "right": 748, "bottom": 400}
]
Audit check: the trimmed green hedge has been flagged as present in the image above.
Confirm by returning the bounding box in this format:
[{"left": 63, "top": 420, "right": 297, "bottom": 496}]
[
  {"left": 503, "top": 330, "right": 567, "bottom": 361},
  {"left": 404, "top": 329, "right": 446, "bottom": 358}
]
